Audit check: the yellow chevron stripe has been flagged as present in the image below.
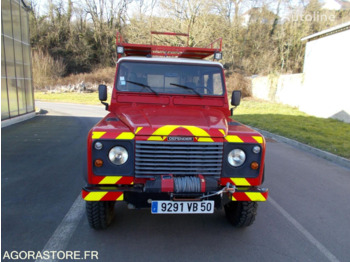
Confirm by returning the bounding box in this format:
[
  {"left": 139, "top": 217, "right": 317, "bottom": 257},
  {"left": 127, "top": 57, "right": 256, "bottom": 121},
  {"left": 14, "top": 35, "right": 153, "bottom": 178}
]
[
  {"left": 252, "top": 136, "right": 263, "bottom": 144},
  {"left": 219, "top": 129, "right": 226, "bottom": 136},
  {"left": 135, "top": 127, "right": 143, "bottom": 134},
  {"left": 92, "top": 131, "right": 106, "bottom": 139},
  {"left": 116, "top": 132, "right": 135, "bottom": 140},
  {"left": 152, "top": 125, "right": 212, "bottom": 138},
  {"left": 230, "top": 178, "right": 251, "bottom": 186},
  {"left": 225, "top": 135, "right": 244, "bottom": 143},
  {"left": 197, "top": 137, "right": 214, "bottom": 142},
  {"left": 231, "top": 196, "right": 237, "bottom": 201},
  {"left": 185, "top": 126, "right": 211, "bottom": 137},
  {"left": 148, "top": 136, "right": 167, "bottom": 141},
  {"left": 84, "top": 192, "right": 107, "bottom": 201},
  {"left": 99, "top": 176, "right": 122, "bottom": 184},
  {"left": 116, "top": 194, "right": 124, "bottom": 201},
  {"left": 245, "top": 192, "right": 267, "bottom": 201},
  {"left": 152, "top": 125, "right": 179, "bottom": 136}
]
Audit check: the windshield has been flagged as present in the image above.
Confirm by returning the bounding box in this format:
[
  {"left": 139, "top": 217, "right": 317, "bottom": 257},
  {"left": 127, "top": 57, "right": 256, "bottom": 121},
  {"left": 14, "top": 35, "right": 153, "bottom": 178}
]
[{"left": 115, "top": 61, "right": 225, "bottom": 96}]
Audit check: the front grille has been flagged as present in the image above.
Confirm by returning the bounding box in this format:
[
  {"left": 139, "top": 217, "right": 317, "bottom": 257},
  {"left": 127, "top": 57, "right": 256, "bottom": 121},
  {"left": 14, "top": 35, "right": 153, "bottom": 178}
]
[{"left": 135, "top": 141, "right": 223, "bottom": 176}]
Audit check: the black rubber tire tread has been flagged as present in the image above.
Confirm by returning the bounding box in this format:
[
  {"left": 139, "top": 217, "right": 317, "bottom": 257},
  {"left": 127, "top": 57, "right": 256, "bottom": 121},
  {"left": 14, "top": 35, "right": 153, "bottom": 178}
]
[
  {"left": 86, "top": 201, "right": 115, "bottom": 230},
  {"left": 224, "top": 201, "right": 258, "bottom": 228}
]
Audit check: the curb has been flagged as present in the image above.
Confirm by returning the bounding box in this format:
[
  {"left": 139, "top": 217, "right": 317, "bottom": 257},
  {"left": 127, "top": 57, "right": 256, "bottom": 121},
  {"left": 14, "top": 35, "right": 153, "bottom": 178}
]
[
  {"left": 252, "top": 127, "right": 350, "bottom": 170},
  {"left": 1, "top": 112, "right": 36, "bottom": 128}
]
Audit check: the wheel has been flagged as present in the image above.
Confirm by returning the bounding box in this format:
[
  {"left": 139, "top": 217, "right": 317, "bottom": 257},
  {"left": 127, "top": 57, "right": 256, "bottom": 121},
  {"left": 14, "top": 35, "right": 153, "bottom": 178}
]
[
  {"left": 86, "top": 201, "right": 115, "bottom": 229},
  {"left": 224, "top": 201, "right": 258, "bottom": 228}
]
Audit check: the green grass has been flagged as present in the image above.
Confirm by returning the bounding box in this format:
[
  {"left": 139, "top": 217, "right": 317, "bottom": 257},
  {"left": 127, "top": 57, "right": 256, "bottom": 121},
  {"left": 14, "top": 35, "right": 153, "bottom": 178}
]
[
  {"left": 35, "top": 92, "right": 101, "bottom": 105},
  {"left": 234, "top": 99, "right": 350, "bottom": 159}
]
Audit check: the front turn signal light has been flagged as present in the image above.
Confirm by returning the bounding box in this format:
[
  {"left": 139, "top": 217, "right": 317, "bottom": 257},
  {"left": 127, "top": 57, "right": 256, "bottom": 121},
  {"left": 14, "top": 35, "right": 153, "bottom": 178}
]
[
  {"left": 94, "top": 159, "right": 104, "bottom": 167},
  {"left": 250, "top": 162, "right": 259, "bottom": 170}
]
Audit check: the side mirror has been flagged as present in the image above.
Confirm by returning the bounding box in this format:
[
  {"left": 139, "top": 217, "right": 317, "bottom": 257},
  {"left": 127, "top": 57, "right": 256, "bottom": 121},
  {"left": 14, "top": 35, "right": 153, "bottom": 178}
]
[
  {"left": 98, "top": 84, "right": 109, "bottom": 110},
  {"left": 231, "top": 90, "right": 241, "bottom": 106},
  {"left": 98, "top": 84, "right": 107, "bottom": 101}
]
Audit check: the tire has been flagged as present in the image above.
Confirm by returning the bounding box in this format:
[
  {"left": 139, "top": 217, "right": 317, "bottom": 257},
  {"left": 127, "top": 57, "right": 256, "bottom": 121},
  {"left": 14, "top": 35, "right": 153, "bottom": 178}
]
[
  {"left": 86, "top": 201, "right": 115, "bottom": 230},
  {"left": 224, "top": 201, "right": 258, "bottom": 228}
]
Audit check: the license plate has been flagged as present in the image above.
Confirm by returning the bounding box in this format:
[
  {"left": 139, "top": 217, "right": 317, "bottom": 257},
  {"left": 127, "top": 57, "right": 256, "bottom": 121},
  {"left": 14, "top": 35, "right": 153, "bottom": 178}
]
[{"left": 151, "top": 200, "right": 214, "bottom": 214}]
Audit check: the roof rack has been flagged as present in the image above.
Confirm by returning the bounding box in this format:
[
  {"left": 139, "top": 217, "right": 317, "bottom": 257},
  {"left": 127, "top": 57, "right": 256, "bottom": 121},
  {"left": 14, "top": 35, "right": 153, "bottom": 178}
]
[{"left": 116, "top": 32, "right": 222, "bottom": 60}]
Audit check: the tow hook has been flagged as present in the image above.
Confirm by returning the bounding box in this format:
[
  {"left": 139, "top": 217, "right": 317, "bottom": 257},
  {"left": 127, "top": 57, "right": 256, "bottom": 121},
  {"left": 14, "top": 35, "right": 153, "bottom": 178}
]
[{"left": 200, "top": 183, "right": 236, "bottom": 199}]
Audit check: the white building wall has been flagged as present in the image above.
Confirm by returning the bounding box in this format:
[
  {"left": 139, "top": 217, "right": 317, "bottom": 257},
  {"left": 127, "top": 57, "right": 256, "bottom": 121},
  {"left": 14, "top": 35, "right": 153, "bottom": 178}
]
[
  {"left": 274, "top": 74, "right": 304, "bottom": 108},
  {"left": 301, "top": 29, "right": 350, "bottom": 122},
  {"left": 251, "top": 28, "right": 350, "bottom": 123}
]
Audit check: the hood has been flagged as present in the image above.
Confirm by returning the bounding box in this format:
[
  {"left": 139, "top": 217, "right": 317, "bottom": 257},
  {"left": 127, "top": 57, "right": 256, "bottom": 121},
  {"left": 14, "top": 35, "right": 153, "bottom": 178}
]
[{"left": 116, "top": 105, "right": 228, "bottom": 138}]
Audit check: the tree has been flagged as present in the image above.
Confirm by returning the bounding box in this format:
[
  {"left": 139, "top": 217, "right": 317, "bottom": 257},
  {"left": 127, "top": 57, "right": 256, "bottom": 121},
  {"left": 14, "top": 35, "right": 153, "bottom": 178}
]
[{"left": 28, "top": 0, "right": 350, "bottom": 79}]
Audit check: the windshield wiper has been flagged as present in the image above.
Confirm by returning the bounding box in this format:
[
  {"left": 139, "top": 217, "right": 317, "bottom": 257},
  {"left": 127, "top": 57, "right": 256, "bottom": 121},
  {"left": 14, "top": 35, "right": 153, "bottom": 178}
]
[
  {"left": 169, "top": 83, "right": 202, "bottom": 97},
  {"left": 126, "top": 80, "right": 159, "bottom": 96}
]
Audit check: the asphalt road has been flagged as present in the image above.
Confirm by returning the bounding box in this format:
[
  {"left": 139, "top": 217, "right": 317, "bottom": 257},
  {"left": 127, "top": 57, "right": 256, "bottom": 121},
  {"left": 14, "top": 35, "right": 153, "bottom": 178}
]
[{"left": 2, "top": 101, "right": 350, "bottom": 262}]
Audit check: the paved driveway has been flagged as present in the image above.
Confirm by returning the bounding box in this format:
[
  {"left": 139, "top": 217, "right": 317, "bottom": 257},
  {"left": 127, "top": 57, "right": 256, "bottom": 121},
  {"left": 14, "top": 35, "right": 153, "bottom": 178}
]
[{"left": 2, "top": 102, "right": 349, "bottom": 262}]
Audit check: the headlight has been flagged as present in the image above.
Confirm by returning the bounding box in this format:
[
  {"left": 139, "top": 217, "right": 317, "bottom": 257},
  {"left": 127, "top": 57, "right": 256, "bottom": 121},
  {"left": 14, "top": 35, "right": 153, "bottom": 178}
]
[
  {"left": 109, "top": 146, "right": 128, "bottom": 165},
  {"left": 228, "top": 149, "right": 246, "bottom": 167}
]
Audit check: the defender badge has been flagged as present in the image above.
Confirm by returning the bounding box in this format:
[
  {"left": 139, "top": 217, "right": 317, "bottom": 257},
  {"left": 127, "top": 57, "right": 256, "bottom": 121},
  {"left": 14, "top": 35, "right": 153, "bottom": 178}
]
[{"left": 167, "top": 136, "right": 194, "bottom": 142}]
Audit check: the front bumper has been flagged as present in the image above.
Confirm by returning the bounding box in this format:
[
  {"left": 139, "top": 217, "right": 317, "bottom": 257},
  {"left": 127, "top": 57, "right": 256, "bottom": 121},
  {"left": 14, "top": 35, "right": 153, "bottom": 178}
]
[{"left": 82, "top": 186, "right": 268, "bottom": 203}]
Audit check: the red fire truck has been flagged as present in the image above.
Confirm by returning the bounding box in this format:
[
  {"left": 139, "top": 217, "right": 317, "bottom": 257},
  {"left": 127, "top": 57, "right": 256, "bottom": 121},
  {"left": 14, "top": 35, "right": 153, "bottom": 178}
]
[{"left": 82, "top": 32, "right": 268, "bottom": 229}]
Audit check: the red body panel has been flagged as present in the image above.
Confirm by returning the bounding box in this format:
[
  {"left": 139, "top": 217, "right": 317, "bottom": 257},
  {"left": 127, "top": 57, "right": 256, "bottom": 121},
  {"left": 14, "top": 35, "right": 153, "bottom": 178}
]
[
  {"left": 86, "top": 57, "right": 266, "bottom": 189},
  {"left": 116, "top": 31, "right": 222, "bottom": 59},
  {"left": 87, "top": 111, "right": 266, "bottom": 186}
]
